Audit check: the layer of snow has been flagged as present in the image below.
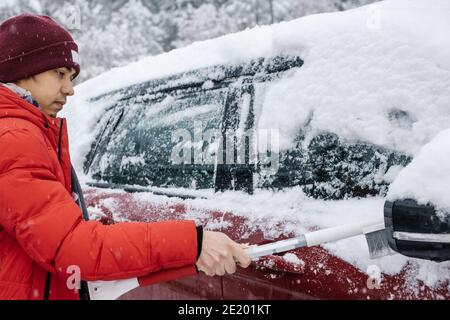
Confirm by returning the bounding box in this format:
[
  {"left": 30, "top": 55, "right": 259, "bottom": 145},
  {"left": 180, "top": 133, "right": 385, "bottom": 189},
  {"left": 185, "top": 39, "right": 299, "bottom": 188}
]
[
  {"left": 120, "top": 156, "right": 146, "bottom": 170},
  {"left": 283, "top": 253, "right": 306, "bottom": 267},
  {"left": 256, "top": 0, "right": 450, "bottom": 154},
  {"left": 387, "top": 129, "right": 450, "bottom": 215}
]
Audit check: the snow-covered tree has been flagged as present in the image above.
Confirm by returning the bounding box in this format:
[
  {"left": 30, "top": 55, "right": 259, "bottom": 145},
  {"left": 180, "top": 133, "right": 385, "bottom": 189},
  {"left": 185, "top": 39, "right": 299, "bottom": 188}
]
[{"left": 74, "top": 0, "right": 165, "bottom": 80}]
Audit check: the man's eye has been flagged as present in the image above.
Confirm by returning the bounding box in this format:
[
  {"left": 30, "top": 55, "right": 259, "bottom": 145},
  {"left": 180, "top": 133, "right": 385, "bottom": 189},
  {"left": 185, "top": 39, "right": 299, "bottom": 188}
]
[{"left": 56, "top": 70, "right": 65, "bottom": 77}]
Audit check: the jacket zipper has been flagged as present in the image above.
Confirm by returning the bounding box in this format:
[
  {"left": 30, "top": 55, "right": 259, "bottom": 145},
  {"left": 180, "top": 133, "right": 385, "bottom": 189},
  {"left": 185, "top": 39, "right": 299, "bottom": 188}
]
[{"left": 57, "top": 119, "right": 64, "bottom": 162}]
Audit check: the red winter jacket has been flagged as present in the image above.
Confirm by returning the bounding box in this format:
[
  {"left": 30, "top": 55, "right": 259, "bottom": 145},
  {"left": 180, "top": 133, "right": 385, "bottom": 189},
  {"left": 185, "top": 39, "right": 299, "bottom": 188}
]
[{"left": 0, "top": 85, "right": 199, "bottom": 300}]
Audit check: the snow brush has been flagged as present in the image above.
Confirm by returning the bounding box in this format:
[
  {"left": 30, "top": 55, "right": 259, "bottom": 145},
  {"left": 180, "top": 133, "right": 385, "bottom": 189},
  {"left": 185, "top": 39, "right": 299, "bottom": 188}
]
[
  {"left": 245, "top": 219, "right": 393, "bottom": 260},
  {"left": 87, "top": 218, "right": 393, "bottom": 300}
]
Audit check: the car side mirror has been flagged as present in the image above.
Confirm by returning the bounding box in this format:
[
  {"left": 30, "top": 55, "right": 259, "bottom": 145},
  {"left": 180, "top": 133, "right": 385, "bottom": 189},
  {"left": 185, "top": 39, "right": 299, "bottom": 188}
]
[{"left": 384, "top": 199, "right": 450, "bottom": 262}]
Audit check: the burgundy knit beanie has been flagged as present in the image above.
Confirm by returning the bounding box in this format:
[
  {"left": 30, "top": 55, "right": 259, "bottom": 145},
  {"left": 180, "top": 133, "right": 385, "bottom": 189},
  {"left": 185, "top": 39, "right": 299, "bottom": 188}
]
[{"left": 0, "top": 13, "right": 80, "bottom": 83}]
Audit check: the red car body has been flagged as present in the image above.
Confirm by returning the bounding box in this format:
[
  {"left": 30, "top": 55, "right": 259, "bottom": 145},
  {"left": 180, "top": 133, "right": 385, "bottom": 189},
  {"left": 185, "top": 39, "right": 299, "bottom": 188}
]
[{"left": 83, "top": 188, "right": 450, "bottom": 300}]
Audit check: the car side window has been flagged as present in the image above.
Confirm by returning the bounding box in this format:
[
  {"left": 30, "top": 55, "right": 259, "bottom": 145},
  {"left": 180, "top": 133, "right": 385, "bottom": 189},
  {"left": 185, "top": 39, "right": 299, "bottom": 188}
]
[
  {"left": 85, "top": 86, "right": 227, "bottom": 189},
  {"left": 251, "top": 85, "right": 412, "bottom": 200},
  {"left": 85, "top": 56, "right": 304, "bottom": 192}
]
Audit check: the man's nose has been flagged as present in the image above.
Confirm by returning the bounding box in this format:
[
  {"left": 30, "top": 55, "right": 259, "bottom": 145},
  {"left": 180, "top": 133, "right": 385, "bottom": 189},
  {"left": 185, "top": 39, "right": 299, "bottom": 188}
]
[{"left": 62, "top": 80, "right": 75, "bottom": 96}]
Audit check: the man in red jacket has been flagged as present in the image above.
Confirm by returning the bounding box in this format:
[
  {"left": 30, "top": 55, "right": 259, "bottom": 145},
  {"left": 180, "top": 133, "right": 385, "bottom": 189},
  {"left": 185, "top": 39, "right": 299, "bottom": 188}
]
[{"left": 0, "top": 13, "right": 250, "bottom": 300}]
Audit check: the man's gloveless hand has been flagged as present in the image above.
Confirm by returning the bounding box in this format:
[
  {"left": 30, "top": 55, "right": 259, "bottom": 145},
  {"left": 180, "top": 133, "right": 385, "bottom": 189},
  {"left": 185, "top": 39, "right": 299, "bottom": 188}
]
[{"left": 196, "top": 231, "right": 251, "bottom": 277}]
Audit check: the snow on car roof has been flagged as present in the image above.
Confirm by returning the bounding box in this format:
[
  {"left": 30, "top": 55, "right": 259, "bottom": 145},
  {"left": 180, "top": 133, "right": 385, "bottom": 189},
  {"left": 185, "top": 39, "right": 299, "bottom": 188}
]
[{"left": 64, "top": 0, "right": 450, "bottom": 291}]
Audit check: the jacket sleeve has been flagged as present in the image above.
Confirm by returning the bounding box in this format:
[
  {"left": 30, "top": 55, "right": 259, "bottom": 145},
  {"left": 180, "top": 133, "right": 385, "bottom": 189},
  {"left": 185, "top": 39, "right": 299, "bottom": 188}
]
[{"left": 0, "top": 128, "right": 199, "bottom": 281}]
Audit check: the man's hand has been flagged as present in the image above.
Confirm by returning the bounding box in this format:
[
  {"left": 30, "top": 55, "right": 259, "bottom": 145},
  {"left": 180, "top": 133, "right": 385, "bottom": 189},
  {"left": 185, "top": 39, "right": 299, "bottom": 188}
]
[{"left": 196, "top": 231, "right": 251, "bottom": 277}]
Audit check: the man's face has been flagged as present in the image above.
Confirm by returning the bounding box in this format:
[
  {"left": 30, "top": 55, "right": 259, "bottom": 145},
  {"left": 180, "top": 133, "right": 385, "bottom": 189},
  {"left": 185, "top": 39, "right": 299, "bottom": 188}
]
[{"left": 17, "top": 67, "right": 76, "bottom": 118}]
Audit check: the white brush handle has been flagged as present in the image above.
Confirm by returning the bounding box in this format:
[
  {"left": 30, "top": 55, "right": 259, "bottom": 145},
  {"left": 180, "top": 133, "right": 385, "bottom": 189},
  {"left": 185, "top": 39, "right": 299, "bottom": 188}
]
[
  {"left": 245, "top": 236, "right": 307, "bottom": 259},
  {"left": 245, "top": 219, "right": 384, "bottom": 259},
  {"left": 305, "top": 219, "right": 383, "bottom": 246}
]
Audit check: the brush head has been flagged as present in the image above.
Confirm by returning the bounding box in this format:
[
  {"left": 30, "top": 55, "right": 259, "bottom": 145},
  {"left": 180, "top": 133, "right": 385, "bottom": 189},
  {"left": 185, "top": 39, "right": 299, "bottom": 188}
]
[{"left": 364, "top": 226, "right": 396, "bottom": 259}]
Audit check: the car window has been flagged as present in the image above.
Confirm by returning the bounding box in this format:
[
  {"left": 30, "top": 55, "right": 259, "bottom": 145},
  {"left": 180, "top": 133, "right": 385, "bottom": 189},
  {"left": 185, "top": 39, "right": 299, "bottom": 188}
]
[
  {"left": 85, "top": 86, "right": 226, "bottom": 189},
  {"left": 85, "top": 56, "right": 304, "bottom": 191},
  {"left": 251, "top": 81, "right": 412, "bottom": 200}
]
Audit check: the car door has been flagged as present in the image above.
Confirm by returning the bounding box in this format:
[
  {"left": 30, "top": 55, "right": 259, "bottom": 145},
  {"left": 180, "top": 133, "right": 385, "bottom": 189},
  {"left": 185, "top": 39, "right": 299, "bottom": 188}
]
[{"left": 84, "top": 56, "right": 310, "bottom": 300}]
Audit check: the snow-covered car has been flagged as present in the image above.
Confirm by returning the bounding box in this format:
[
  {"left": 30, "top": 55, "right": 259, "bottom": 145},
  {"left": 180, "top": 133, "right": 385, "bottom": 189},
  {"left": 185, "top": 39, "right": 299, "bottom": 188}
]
[{"left": 64, "top": 0, "right": 450, "bottom": 299}]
